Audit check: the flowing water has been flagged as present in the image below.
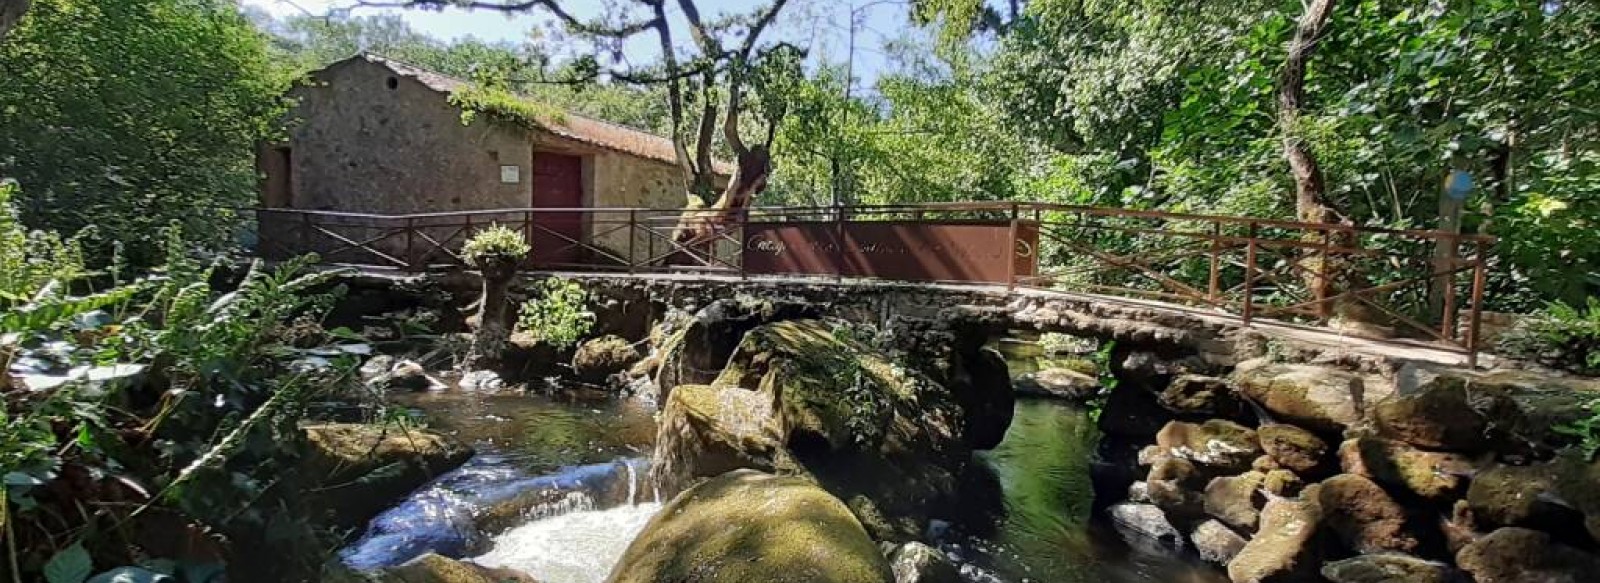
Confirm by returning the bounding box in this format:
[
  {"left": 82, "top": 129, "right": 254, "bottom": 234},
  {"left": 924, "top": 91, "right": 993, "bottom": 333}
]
[{"left": 343, "top": 348, "right": 1222, "bottom": 583}]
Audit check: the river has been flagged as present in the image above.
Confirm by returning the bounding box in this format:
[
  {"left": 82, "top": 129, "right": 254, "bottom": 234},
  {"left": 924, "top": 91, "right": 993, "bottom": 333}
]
[{"left": 338, "top": 352, "right": 1221, "bottom": 583}]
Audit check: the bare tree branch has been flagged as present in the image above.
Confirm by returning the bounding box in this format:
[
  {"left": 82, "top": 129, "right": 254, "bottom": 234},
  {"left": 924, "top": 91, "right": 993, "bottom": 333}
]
[{"left": 353, "top": 0, "right": 657, "bottom": 37}]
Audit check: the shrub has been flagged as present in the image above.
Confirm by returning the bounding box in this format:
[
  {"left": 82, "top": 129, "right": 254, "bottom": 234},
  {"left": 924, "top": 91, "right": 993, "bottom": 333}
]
[
  {"left": 1498, "top": 298, "right": 1600, "bottom": 375},
  {"left": 516, "top": 277, "right": 594, "bottom": 350},
  {"left": 460, "top": 225, "right": 530, "bottom": 268}
]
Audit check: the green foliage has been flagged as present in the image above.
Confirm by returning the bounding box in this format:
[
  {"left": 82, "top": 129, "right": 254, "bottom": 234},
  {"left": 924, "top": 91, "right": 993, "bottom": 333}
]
[
  {"left": 460, "top": 225, "right": 531, "bottom": 268},
  {"left": 1498, "top": 298, "right": 1600, "bottom": 375},
  {"left": 516, "top": 277, "right": 594, "bottom": 350},
  {"left": 1553, "top": 397, "right": 1600, "bottom": 461},
  {"left": 3, "top": 219, "right": 361, "bottom": 582},
  {"left": 0, "top": 0, "right": 290, "bottom": 267}
]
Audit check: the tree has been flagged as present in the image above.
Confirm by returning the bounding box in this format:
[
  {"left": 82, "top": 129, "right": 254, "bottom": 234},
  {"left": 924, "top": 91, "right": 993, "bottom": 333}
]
[
  {"left": 0, "top": 0, "right": 289, "bottom": 266},
  {"left": 352, "top": 0, "right": 795, "bottom": 236}
]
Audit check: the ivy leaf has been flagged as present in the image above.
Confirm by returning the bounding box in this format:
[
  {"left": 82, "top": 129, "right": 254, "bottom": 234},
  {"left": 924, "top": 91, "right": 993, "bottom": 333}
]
[{"left": 43, "top": 543, "right": 93, "bottom": 583}]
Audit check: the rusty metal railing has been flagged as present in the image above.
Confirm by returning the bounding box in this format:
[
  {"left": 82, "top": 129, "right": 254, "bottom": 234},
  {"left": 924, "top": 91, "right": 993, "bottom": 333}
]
[{"left": 241, "top": 202, "right": 1493, "bottom": 364}]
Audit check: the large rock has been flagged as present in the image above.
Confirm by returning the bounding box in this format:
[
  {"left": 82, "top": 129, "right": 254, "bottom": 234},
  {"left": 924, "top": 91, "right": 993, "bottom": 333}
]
[
  {"left": 887, "top": 542, "right": 961, "bottom": 583},
  {"left": 1228, "top": 488, "right": 1323, "bottom": 583},
  {"left": 1155, "top": 419, "right": 1261, "bottom": 472},
  {"left": 1317, "top": 474, "right": 1419, "bottom": 554},
  {"left": 1455, "top": 527, "right": 1600, "bottom": 583},
  {"left": 650, "top": 320, "right": 977, "bottom": 541},
  {"left": 1230, "top": 360, "right": 1383, "bottom": 433},
  {"left": 1013, "top": 367, "right": 1099, "bottom": 401},
  {"left": 1158, "top": 374, "right": 1246, "bottom": 419},
  {"left": 1371, "top": 379, "right": 1490, "bottom": 451},
  {"left": 653, "top": 299, "right": 819, "bottom": 405},
  {"left": 302, "top": 423, "right": 471, "bottom": 527},
  {"left": 1465, "top": 454, "right": 1594, "bottom": 538},
  {"left": 1190, "top": 519, "right": 1248, "bottom": 565},
  {"left": 948, "top": 346, "right": 1015, "bottom": 450},
  {"left": 1337, "top": 437, "right": 1475, "bottom": 500},
  {"left": 607, "top": 470, "right": 893, "bottom": 583},
  {"left": 1257, "top": 424, "right": 1328, "bottom": 474},
  {"left": 375, "top": 553, "right": 539, "bottom": 583},
  {"left": 1390, "top": 367, "right": 1600, "bottom": 456},
  {"left": 571, "top": 334, "right": 643, "bottom": 384},
  {"left": 1204, "top": 471, "right": 1266, "bottom": 531},
  {"left": 1320, "top": 554, "right": 1450, "bottom": 583},
  {"left": 1108, "top": 503, "right": 1184, "bottom": 552}
]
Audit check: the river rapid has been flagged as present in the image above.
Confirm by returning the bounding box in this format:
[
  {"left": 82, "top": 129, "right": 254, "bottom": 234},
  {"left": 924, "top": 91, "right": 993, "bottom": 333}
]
[{"left": 337, "top": 349, "right": 1222, "bottom": 583}]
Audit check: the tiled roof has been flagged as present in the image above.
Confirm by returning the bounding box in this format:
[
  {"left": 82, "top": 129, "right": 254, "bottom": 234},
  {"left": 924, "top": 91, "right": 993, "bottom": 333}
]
[{"left": 349, "top": 53, "right": 730, "bottom": 174}]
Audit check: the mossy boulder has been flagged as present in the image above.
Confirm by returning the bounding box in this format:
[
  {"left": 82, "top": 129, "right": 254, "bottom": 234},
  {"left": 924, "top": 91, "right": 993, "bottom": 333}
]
[
  {"left": 1337, "top": 437, "right": 1475, "bottom": 500},
  {"left": 1388, "top": 368, "right": 1600, "bottom": 456},
  {"left": 652, "top": 298, "right": 819, "bottom": 405},
  {"left": 302, "top": 423, "right": 472, "bottom": 527},
  {"left": 1013, "top": 367, "right": 1099, "bottom": 401},
  {"left": 1320, "top": 554, "right": 1450, "bottom": 583},
  {"left": 607, "top": 470, "right": 894, "bottom": 583},
  {"left": 1371, "top": 378, "right": 1490, "bottom": 451},
  {"left": 1203, "top": 471, "right": 1266, "bottom": 531},
  {"left": 1455, "top": 527, "right": 1600, "bottom": 583},
  {"left": 1228, "top": 487, "right": 1324, "bottom": 583},
  {"left": 1231, "top": 360, "right": 1384, "bottom": 433},
  {"left": 1263, "top": 469, "right": 1304, "bottom": 497},
  {"left": 376, "top": 553, "right": 539, "bottom": 583},
  {"left": 1258, "top": 424, "right": 1329, "bottom": 474},
  {"left": 1465, "top": 453, "right": 1597, "bottom": 540},
  {"left": 1317, "top": 474, "right": 1419, "bottom": 554},
  {"left": 1154, "top": 419, "right": 1261, "bottom": 472},
  {"left": 1158, "top": 374, "right": 1245, "bottom": 418},
  {"left": 650, "top": 320, "right": 977, "bottom": 541},
  {"left": 571, "top": 334, "right": 642, "bottom": 384}
]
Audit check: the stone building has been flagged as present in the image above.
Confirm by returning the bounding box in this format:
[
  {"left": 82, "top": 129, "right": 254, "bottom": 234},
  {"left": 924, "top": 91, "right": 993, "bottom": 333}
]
[{"left": 256, "top": 53, "right": 720, "bottom": 267}]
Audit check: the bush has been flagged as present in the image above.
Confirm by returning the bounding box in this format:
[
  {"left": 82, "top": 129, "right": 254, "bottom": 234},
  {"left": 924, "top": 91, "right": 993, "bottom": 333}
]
[
  {"left": 1498, "top": 298, "right": 1600, "bottom": 375},
  {"left": 460, "top": 225, "right": 530, "bottom": 268},
  {"left": 516, "top": 277, "right": 594, "bottom": 350}
]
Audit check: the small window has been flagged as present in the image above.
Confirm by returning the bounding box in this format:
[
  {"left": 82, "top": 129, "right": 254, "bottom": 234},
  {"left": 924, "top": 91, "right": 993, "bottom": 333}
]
[{"left": 385, "top": 76, "right": 399, "bottom": 90}]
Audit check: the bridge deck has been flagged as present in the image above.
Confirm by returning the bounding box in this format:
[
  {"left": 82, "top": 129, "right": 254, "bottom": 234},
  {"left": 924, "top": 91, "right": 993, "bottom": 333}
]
[{"left": 343, "top": 266, "right": 1482, "bottom": 369}]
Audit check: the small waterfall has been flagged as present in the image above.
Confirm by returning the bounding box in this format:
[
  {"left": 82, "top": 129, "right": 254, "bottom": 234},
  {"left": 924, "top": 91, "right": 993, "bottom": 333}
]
[{"left": 624, "top": 460, "right": 638, "bottom": 507}]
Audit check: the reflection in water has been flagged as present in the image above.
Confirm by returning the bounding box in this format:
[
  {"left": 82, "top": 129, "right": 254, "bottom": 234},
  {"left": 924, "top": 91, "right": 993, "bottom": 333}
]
[
  {"left": 957, "top": 400, "right": 1225, "bottom": 583},
  {"left": 390, "top": 390, "right": 658, "bottom": 472}
]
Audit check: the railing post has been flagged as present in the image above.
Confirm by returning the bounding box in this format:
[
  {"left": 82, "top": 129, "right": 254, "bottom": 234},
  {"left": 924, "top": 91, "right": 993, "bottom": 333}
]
[
  {"left": 1466, "top": 242, "right": 1487, "bottom": 368},
  {"left": 1207, "top": 221, "right": 1222, "bottom": 304},
  {"left": 404, "top": 217, "right": 416, "bottom": 272},
  {"left": 1317, "top": 228, "right": 1333, "bottom": 324},
  {"left": 1243, "top": 222, "right": 1258, "bottom": 326},
  {"left": 1440, "top": 232, "right": 1459, "bottom": 341},
  {"left": 627, "top": 209, "right": 638, "bottom": 275},
  {"left": 299, "top": 212, "right": 312, "bottom": 257},
  {"left": 835, "top": 205, "right": 846, "bottom": 282},
  {"left": 1007, "top": 211, "right": 1019, "bottom": 291}
]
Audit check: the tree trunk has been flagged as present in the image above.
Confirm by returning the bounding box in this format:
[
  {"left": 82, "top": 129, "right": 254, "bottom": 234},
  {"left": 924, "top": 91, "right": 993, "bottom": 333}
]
[
  {"left": 1278, "top": 0, "right": 1358, "bottom": 324},
  {"left": 0, "top": 0, "right": 27, "bottom": 40},
  {"left": 464, "top": 258, "right": 517, "bottom": 370}
]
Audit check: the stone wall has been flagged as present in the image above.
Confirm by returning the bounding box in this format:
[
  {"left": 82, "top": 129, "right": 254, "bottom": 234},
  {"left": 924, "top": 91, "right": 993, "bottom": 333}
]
[{"left": 268, "top": 58, "right": 692, "bottom": 265}]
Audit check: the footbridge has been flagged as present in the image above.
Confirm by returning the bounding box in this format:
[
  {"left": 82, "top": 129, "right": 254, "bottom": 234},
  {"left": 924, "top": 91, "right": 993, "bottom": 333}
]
[{"left": 244, "top": 202, "right": 1494, "bottom": 367}]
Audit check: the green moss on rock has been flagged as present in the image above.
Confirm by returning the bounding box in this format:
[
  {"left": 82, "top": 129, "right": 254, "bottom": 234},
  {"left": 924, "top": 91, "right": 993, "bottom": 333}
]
[{"left": 607, "top": 470, "right": 894, "bottom": 583}]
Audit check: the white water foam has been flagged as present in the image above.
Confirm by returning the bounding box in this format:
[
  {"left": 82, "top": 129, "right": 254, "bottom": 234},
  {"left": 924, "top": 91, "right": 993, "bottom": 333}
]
[{"left": 471, "top": 501, "right": 662, "bottom": 583}]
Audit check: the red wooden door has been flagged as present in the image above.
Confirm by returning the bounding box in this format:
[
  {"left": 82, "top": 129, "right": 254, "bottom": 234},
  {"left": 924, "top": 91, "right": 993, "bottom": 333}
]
[{"left": 531, "top": 152, "right": 584, "bottom": 266}]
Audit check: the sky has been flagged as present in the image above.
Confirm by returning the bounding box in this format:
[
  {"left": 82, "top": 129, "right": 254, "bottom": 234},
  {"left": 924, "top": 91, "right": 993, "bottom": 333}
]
[{"left": 241, "top": 0, "right": 923, "bottom": 94}]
